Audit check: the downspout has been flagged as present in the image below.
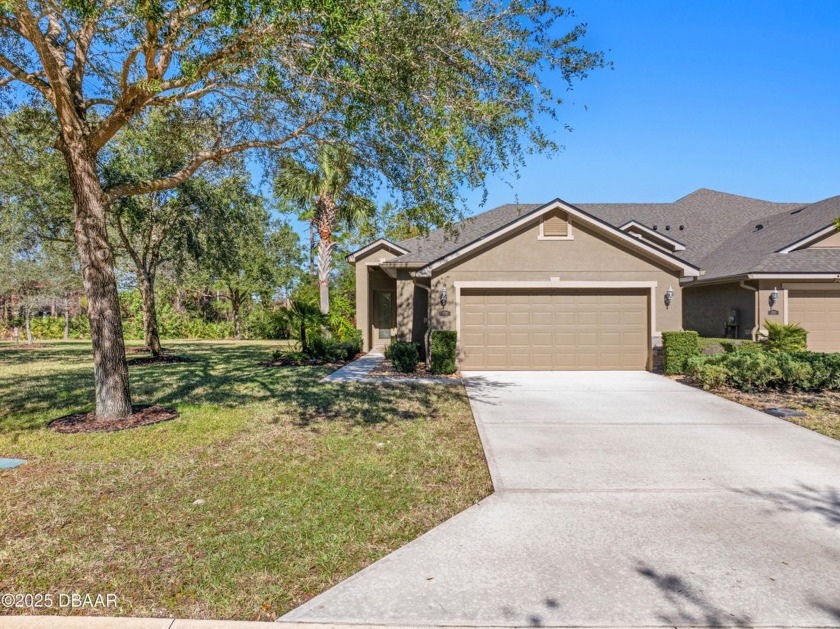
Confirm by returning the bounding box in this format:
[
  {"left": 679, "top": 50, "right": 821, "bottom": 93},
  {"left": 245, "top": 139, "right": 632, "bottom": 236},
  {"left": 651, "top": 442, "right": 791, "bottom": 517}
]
[
  {"left": 415, "top": 282, "right": 432, "bottom": 370},
  {"left": 739, "top": 280, "right": 759, "bottom": 340}
]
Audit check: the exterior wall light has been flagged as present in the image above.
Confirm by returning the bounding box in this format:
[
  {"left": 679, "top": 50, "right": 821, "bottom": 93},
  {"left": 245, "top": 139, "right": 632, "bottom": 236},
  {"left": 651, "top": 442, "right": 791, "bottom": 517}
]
[
  {"left": 440, "top": 285, "right": 448, "bottom": 308},
  {"left": 769, "top": 287, "right": 779, "bottom": 307},
  {"left": 664, "top": 286, "right": 675, "bottom": 308}
]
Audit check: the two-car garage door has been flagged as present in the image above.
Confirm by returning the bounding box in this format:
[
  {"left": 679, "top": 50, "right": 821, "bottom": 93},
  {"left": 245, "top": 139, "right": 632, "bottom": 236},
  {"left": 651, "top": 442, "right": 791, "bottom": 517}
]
[{"left": 460, "top": 289, "right": 649, "bottom": 370}]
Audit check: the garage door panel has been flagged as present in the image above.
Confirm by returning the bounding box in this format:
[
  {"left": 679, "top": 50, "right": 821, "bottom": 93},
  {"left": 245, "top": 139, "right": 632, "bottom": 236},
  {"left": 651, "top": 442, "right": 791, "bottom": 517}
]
[
  {"left": 481, "top": 294, "right": 508, "bottom": 305},
  {"left": 484, "top": 312, "right": 507, "bottom": 326},
  {"left": 788, "top": 290, "right": 840, "bottom": 352},
  {"left": 462, "top": 311, "right": 486, "bottom": 327},
  {"left": 460, "top": 289, "right": 648, "bottom": 370},
  {"left": 461, "top": 332, "right": 486, "bottom": 346},
  {"left": 508, "top": 312, "right": 530, "bottom": 326},
  {"left": 532, "top": 311, "right": 553, "bottom": 326},
  {"left": 485, "top": 329, "right": 507, "bottom": 341}
]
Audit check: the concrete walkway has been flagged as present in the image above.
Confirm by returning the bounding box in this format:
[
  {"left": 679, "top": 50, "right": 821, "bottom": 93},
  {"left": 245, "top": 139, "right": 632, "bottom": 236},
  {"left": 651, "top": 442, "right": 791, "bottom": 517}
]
[
  {"left": 320, "top": 352, "right": 384, "bottom": 382},
  {"left": 282, "top": 371, "right": 840, "bottom": 627},
  {"left": 322, "top": 352, "right": 461, "bottom": 385}
]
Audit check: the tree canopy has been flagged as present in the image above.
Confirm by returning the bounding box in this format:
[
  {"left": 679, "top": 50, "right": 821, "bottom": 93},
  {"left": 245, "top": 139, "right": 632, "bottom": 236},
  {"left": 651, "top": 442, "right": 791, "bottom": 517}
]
[{"left": 0, "top": 0, "right": 606, "bottom": 419}]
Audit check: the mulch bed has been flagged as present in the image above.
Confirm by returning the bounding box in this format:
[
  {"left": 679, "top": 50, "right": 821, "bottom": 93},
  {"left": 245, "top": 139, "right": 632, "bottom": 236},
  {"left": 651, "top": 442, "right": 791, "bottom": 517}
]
[
  {"left": 127, "top": 354, "right": 195, "bottom": 366},
  {"left": 368, "top": 359, "right": 460, "bottom": 381},
  {"left": 126, "top": 346, "right": 156, "bottom": 354},
  {"left": 49, "top": 405, "right": 180, "bottom": 434},
  {"left": 262, "top": 353, "right": 362, "bottom": 368},
  {"left": 672, "top": 374, "right": 840, "bottom": 425}
]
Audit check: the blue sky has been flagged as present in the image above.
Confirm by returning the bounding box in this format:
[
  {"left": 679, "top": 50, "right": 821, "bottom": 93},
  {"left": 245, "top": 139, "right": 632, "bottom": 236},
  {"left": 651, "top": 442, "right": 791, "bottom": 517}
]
[{"left": 463, "top": 0, "right": 840, "bottom": 210}]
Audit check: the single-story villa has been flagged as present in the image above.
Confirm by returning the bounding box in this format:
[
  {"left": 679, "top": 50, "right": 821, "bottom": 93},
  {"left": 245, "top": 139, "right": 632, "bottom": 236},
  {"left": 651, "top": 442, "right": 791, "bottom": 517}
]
[{"left": 347, "top": 189, "right": 840, "bottom": 370}]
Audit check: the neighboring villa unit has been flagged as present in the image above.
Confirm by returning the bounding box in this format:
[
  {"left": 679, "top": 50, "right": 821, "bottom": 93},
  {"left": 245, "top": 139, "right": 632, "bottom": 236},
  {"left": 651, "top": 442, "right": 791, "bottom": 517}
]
[{"left": 347, "top": 189, "right": 840, "bottom": 371}]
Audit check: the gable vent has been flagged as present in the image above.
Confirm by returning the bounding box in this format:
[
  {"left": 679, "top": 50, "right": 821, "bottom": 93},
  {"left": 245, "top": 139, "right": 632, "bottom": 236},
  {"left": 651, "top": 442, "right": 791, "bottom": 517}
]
[{"left": 542, "top": 213, "right": 570, "bottom": 238}]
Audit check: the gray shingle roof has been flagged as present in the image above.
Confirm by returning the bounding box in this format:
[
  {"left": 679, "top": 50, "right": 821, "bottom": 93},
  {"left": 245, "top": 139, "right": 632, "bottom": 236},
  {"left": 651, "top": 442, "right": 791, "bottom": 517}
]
[
  {"left": 577, "top": 189, "right": 805, "bottom": 264},
  {"left": 386, "top": 189, "right": 840, "bottom": 278},
  {"left": 393, "top": 203, "right": 542, "bottom": 264},
  {"left": 695, "top": 194, "right": 840, "bottom": 280}
]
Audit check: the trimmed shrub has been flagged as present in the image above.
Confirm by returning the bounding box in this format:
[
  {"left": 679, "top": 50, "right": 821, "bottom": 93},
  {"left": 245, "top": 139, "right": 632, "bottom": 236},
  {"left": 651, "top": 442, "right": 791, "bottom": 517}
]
[
  {"left": 332, "top": 336, "right": 362, "bottom": 362},
  {"left": 430, "top": 330, "right": 458, "bottom": 374},
  {"left": 388, "top": 340, "right": 419, "bottom": 373},
  {"left": 761, "top": 320, "right": 808, "bottom": 353},
  {"left": 308, "top": 335, "right": 351, "bottom": 362},
  {"left": 685, "top": 347, "right": 840, "bottom": 392},
  {"left": 662, "top": 330, "right": 699, "bottom": 375},
  {"left": 720, "top": 339, "right": 761, "bottom": 354},
  {"left": 689, "top": 362, "right": 731, "bottom": 390}
]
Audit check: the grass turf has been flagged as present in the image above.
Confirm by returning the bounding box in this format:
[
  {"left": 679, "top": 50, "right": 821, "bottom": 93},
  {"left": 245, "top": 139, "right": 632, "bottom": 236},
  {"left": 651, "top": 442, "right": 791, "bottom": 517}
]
[{"left": 0, "top": 340, "right": 491, "bottom": 620}]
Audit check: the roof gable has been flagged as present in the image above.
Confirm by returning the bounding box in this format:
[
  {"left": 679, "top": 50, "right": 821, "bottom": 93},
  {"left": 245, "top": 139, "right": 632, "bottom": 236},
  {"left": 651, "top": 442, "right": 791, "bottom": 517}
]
[
  {"left": 619, "top": 220, "right": 686, "bottom": 252},
  {"left": 355, "top": 189, "right": 839, "bottom": 280},
  {"left": 346, "top": 238, "right": 409, "bottom": 263},
  {"left": 414, "top": 199, "right": 700, "bottom": 278}
]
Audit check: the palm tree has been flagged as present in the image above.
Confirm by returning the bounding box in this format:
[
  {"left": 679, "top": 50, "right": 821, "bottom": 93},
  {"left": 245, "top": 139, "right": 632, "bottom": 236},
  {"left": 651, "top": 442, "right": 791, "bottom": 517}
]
[
  {"left": 284, "top": 299, "right": 325, "bottom": 355},
  {"left": 274, "top": 144, "right": 375, "bottom": 314}
]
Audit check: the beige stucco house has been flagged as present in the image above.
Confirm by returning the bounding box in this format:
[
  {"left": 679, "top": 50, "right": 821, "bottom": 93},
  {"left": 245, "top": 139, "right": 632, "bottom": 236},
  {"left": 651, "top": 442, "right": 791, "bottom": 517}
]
[{"left": 347, "top": 189, "right": 840, "bottom": 370}]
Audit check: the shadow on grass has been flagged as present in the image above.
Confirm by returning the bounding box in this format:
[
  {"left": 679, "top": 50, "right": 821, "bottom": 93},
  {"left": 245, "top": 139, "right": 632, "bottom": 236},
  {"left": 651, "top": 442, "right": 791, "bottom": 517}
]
[
  {"left": 0, "top": 342, "right": 470, "bottom": 432},
  {"left": 636, "top": 562, "right": 752, "bottom": 627},
  {"left": 731, "top": 483, "right": 840, "bottom": 527}
]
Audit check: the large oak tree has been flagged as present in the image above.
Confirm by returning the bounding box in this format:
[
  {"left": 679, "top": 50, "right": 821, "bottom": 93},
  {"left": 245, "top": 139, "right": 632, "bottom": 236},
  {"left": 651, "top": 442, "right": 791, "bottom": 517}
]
[{"left": 0, "top": 0, "right": 605, "bottom": 420}]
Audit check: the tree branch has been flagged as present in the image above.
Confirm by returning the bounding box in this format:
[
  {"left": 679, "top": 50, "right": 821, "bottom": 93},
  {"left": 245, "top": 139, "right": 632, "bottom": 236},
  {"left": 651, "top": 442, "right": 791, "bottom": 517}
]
[
  {"left": 0, "top": 53, "right": 53, "bottom": 100},
  {"left": 13, "top": 3, "right": 80, "bottom": 128},
  {"left": 103, "top": 118, "right": 325, "bottom": 203},
  {"left": 0, "top": 13, "right": 24, "bottom": 36}
]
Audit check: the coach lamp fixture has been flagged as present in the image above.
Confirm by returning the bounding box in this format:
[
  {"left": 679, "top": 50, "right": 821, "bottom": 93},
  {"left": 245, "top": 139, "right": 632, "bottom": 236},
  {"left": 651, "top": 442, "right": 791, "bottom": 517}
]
[
  {"left": 440, "top": 285, "right": 448, "bottom": 308},
  {"left": 664, "top": 286, "right": 675, "bottom": 309},
  {"left": 769, "top": 287, "right": 779, "bottom": 307}
]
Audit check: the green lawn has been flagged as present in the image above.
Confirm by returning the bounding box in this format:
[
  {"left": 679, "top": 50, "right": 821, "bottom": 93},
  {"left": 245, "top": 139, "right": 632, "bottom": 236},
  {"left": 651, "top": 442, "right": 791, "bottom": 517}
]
[{"left": 0, "top": 340, "right": 491, "bottom": 620}]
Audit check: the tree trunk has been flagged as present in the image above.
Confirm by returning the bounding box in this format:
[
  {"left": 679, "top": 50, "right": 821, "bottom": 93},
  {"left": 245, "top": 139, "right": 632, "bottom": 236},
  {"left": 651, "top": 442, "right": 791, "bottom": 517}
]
[
  {"left": 300, "top": 320, "right": 307, "bottom": 354},
  {"left": 63, "top": 298, "right": 70, "bottom": 340},
  {"left": 137, "top": 270, "right": 162, "bottom": 356},
  {"left": 230, "top": 288, "right": 242, "bottom": 339},
  {"left": 25, "top": 305, "right": 33, "bottom": 345},
  {"left": 62, "top": 141, "right": 132, "bottom": 420},
  {"left": 309, "top": 221, "right": 316, "bottom": 276},
  {"left": 316, "top": 225, "right": 335, "bottom": 316}
]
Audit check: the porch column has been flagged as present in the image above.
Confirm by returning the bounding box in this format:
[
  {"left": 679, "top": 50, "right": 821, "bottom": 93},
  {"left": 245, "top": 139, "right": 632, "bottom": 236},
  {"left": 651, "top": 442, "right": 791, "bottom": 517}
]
[{"left": 396, "top": 270, "right": 415, "bottom": 343}]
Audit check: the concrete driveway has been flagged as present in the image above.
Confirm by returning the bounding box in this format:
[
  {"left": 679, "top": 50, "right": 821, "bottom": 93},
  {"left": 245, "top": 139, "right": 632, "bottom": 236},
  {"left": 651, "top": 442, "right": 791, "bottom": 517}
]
[{"left": 281, "top": 372, "right": 840, "bottom": 627}]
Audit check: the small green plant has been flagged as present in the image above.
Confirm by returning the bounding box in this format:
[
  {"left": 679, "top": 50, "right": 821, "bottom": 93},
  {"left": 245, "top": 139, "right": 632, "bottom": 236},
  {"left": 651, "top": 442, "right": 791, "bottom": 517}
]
[
  {"left": 662, "top": 330, "right": 699, "bottom": 375},
  {"left": 431, "top": 330, "right": 458, "bottom": 374},
  {"left": 760, "top": 320, "right": 808, "bottom": 353},
  {"left": 283, "top": 299, "right": 325, "bottom": 355},
  {"left": 388, "top": 340, "right": 419, "bottom": 373}
]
